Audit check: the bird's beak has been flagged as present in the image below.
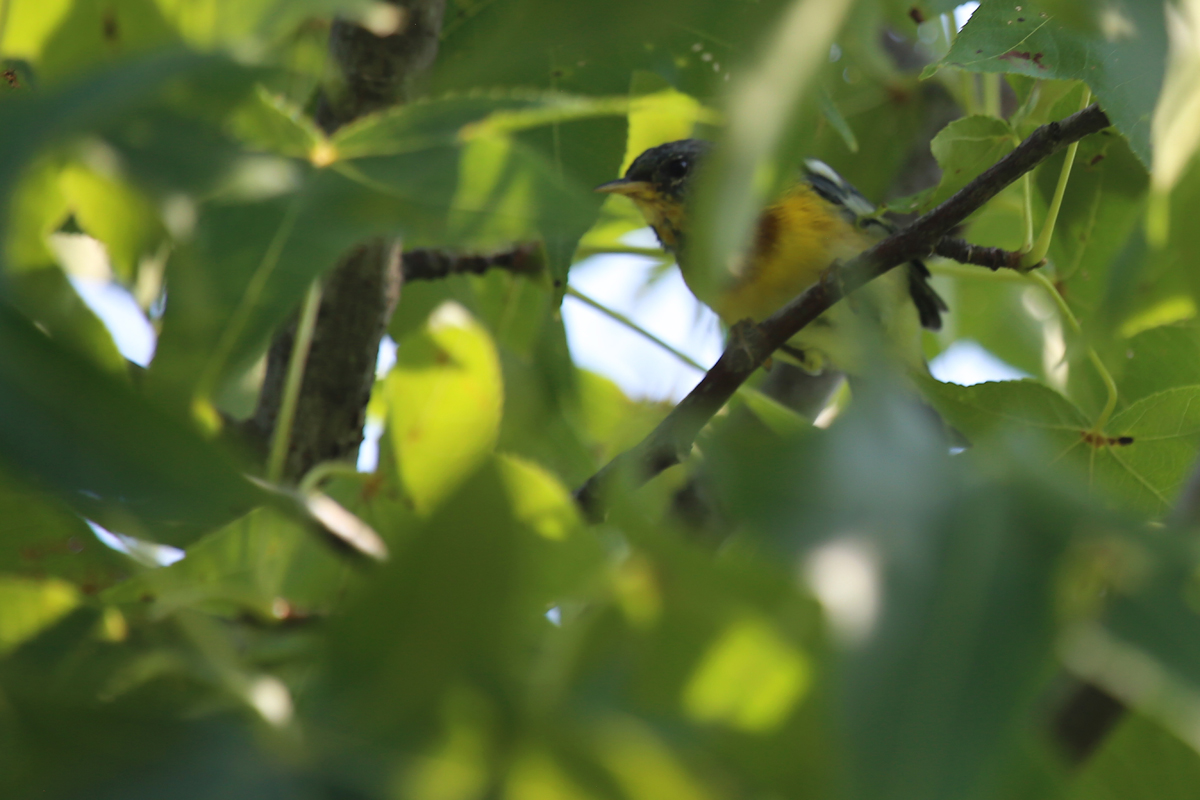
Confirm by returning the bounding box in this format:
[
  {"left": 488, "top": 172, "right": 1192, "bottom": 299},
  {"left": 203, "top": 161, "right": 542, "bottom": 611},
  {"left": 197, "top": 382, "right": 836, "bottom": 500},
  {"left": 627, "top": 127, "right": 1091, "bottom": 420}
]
[{"left": 595, "top": 178, "right": 653, "bottom": 197}]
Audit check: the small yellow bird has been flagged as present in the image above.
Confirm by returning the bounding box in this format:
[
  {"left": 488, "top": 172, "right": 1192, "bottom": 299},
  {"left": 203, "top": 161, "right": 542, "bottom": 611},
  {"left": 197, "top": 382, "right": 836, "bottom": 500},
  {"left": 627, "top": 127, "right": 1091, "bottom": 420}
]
[{"left": 595, "top": 139, "right": 947, "bottom": 375}]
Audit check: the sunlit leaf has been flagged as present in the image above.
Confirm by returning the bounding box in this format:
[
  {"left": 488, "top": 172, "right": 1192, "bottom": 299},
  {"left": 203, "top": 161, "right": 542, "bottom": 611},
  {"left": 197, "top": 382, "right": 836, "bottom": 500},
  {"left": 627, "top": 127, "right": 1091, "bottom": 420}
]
[
  {"left": 385, "top": 301, "right": 503, "bottom": 512},
  {"left": 0, "top": 576, "right": 80, "bottom": 655}
]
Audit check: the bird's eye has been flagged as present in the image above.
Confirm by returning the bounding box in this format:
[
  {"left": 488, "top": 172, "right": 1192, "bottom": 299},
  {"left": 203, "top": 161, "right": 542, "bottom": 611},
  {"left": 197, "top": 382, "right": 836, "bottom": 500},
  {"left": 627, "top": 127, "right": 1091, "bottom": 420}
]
[{"left": 662, "top": 157, "right": 689, "bottom": 180}]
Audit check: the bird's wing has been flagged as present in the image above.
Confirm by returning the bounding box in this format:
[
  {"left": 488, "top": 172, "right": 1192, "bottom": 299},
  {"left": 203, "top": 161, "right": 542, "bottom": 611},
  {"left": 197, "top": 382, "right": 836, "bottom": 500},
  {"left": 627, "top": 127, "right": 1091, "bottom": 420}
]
[{"left": 802, "top": 158, "right": 947, "bottom": 331}]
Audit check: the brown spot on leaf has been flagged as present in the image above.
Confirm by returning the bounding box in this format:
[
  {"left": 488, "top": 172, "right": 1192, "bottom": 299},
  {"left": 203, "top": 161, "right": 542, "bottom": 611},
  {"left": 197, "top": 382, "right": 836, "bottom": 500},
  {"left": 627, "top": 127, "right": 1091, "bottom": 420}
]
[
  {"left": 1081, "top": 431, "right": 1135, "bottom": 448},
  {"left": 909, "top": 7, "right": 926, "bottom": 24},
  {"left": 2, "top": 69, "right": 18, "bottom": 88},
  {"left": 1088, "top": 153, "right": 1105, "bottom": 167}
]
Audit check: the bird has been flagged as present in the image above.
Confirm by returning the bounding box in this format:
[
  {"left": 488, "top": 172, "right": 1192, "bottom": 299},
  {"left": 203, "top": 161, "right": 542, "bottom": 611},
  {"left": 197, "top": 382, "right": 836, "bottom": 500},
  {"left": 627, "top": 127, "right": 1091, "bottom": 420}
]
[{"left": 594, "top": 139, "right": 947, "bottom": 376}]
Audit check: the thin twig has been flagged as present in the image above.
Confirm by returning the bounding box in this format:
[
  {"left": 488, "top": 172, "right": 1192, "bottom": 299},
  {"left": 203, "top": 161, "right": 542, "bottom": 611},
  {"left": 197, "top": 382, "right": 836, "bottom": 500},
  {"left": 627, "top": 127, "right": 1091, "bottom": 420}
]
[
  {"left": 403, "top": 243, "right": 544, "bottom": 282},
  {"left": 933, "top": 238, "right": 1026, "bottom": 271},
  {"left": 573, "top": 103, "right": 1113, "bottom": 520}
]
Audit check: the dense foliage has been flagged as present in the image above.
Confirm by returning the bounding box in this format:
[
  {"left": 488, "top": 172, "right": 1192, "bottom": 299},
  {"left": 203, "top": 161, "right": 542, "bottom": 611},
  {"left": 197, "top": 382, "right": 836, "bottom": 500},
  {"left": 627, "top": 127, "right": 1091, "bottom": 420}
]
[{"left": 4, "top": 0, "right": 1200, "bottom": 797}]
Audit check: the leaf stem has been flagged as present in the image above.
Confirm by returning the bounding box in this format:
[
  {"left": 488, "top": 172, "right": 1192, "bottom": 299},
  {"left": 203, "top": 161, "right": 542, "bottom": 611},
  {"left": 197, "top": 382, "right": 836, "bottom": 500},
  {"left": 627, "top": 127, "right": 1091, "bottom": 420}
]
[
  {"left": 1020, "top": 86, "right": 1092, "bottom": 268},
  {"left": 983, "top": 73, "right": 1001, "bottom": 118},
  {"left": 1022, "top": 173, "right": 1035, "bottom": 251},
  {"left": 566, "top": 286, "right": 707, "bottom": 371},
  {"left": 299, "top": 460, "right": 363, "bottom": 494},
  {"left": 267, "top": 279, "right": 324, "bottom": 483},
  {"left": 574, "top": 244, "right": 669, "bottom": 260},
  {"left": 565, "top": 286, "right": 804, "bottom": 425},
  {"left": 1027, "top": 270, "right": 1117, "bottom": 432}
]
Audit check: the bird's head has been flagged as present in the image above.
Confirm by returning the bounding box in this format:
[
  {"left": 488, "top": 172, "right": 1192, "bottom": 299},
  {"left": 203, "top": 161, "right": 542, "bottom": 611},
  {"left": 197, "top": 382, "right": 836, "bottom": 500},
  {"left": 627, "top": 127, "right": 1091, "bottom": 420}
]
[{"left": 595, "top": 139, "right": 711, "bottom": 252}]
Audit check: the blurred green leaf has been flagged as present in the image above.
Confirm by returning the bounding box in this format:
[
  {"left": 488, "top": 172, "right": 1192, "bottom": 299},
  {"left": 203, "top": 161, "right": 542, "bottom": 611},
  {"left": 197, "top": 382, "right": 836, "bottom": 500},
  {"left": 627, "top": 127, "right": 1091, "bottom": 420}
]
[
  {"left": 704, "top": 389, "right": 1069, "bottom": 800},
  {"left": 1069, "top": 713, "right": 1200, "bottom": 800},
  {"left": 0, "top": 51, "right": 252, "bottom": 251},
  {"left": 0, "top": 299, "right": 266, "bottom": 543},
  {"left": 931, "top": 0, "right": 1166, "bottom": 165},
  {"left": 0, "top": 467, "right": 133, "bottom": 590},
  {"left": 432, "top": 0, "right": 794, "bottom": 97},
  {"left": 384, "top": 301, "right": 503, "bottom": 513},
  {"left": 32, "top": 0, "right": 182, "bottom": 84},
  {"left": 318, "top": 464, "right": 536, "bottom": 754},
  {"left": 103, "top": 506, "right": 346, "bottom": 618},
  {"left": 335, "top": 93, "right": 619, "bottom": 279},
  {"left": 7, "top": 266, "right": 129, "bottom": 374},
  {"left": 0, "top": 576, "right": 81, "bottom": 655}
]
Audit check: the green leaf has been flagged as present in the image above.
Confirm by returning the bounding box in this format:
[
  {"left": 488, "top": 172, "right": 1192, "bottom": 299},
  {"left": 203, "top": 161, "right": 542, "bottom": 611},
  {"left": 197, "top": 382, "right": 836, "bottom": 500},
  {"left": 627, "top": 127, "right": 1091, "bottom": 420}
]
[
  {"left": 333, "top": 94, "right": 616, "bottom": 280},
  {"left": 1092, "top": 387, "right": 1200, "bottom": 516},
  {"left": 818, "top": 91, "right": 859, "bottom": 154},
  {"left": 148, "top": 165, "right": 420, "bottom": 400},
  {"left": 926, "top": 115, "right": 1018, "bottom": 210},
  {"left": 7, "top": 267, "right": 129, "bottom": 375},
  {"left": 104, "top": 506, "right": 346, "bottom": 618},
  {"left": 432, "top": 0, "right": 794, "bottom": 98},
  {"left": 0, "top": 52, "right": 251, "bottom": 252},
  {"left": 58, "top": 160, "right": 166, "bottom": 281},
  {"left": 1039, "top": 131, "right": 1148, "bottom": 328},
  {"left": 318, "top": 464, "right": 533, "bottom": 752},
  {"left": 705, "top": 390, "right": 1068, "bottom": 800},
  {"left": 0, "top": 576, "right": 81, "bottom": 655},
  {"left": 30, "top": 0, "right": 182, "bottom": 84},
  {"left": 228, "top": 86, "right": 324, "bottom": 159},
  {"left": 384, "top": 302, "right": 503, "bottom": 513},
  {"left": 932, "top": 0, "right": 1166, "bottom": 165},
  {"left": 0, "top": 467, "right": 133, "bottom": 590},
  {"left": 919, "top": 377, "right": 1089, "bottom": 443},
  {"left": 921, "top": 378, "right": 1200, "bottom": 516},
  {"left": 1117, "top": 322, "right": 1200, "bottom": 405},
  {"left": 1069, "top": 713, "right": 1200, "bottom": 800},
  {"left": 0, "top": 299, "right": 266, "bottom": 544}
]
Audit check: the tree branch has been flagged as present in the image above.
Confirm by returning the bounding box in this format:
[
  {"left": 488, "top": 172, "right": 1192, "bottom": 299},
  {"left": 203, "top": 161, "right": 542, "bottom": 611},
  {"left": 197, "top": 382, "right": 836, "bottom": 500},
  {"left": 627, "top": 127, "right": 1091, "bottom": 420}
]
[
  {"left": 933, "top": 237, "right": 1027, "bottom": 271},
  {"left": 402, "top": 243, "right": 544, "bottom": 282},
  {"left": 251, "top": 0, "right": 445, "bottom": 481},
  {"left": 573, "top": 103, "right": 1112, "bottom": 520}
]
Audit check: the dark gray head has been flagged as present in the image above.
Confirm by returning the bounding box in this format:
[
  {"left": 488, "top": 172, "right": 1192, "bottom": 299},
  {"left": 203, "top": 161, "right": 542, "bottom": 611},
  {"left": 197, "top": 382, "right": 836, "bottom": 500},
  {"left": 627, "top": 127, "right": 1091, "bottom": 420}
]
[
  {"left": 621, "top": 138, "right": 711, "bottom": 199},
  {"left": 595, "top": 138, "right": 712, "bottom": 201}
]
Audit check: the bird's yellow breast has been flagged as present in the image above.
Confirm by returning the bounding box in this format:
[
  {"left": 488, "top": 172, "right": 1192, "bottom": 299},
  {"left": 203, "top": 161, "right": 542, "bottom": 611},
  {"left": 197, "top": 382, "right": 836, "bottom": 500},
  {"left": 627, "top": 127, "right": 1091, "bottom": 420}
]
[{"left": 704, "top": 185, "right": 869, "bottom": 325}]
